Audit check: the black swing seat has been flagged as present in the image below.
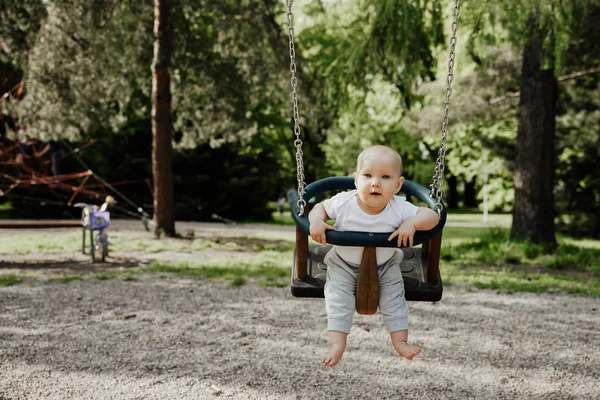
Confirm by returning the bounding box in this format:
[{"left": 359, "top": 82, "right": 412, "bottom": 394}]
[
  {"left": 291, "top": 245, "right": 443, "bottom": 301},
  {"left": 290, "top": 176, "right": 446, "bottom": 302}
]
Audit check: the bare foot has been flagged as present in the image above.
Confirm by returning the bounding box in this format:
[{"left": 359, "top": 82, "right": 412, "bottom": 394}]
[
  {"left": 393, "top": 341, "right": 421, "bottom": 360},
  {"left": 321, "top": 343, "right": 345, "bottom": 367}
]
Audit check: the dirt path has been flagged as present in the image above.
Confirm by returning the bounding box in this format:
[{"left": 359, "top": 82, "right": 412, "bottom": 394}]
[{"left": 1, "top": 222, "right": 599, "bottom": 399}]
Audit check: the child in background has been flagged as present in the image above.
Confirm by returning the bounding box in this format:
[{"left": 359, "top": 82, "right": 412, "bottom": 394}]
[{"left": 277, "top": 196, "right": 286, "bottom": 215}]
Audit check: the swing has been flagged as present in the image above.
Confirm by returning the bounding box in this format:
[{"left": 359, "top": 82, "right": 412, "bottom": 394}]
[{"left": 285, "top": 0, "right": 460, "bottom": 313}]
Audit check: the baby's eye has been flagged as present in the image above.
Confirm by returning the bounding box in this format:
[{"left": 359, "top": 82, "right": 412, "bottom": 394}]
[
  {"left": 364, "top": 173, "right": 372, "bottom": 178},
  {"left": 383, "top": 175, "right": 390, "bottom": 179}
]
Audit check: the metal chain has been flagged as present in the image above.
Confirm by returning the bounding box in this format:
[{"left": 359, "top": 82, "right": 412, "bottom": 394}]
[
  {"left": 286, "top": 0, "right": 307, "bottom": 215},
  {"left": 430, "top": 0, "right": 461, "bottom": 215}
]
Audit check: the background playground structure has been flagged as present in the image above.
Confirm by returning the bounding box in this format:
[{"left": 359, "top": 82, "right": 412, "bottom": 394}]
[{"left": 0, "top": 134, "right": 152, "bottom": 223}]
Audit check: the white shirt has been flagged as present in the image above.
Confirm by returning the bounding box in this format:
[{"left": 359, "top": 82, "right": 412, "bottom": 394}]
[{"left": 323, "top": 190, "right": 418, "bottom": 266}]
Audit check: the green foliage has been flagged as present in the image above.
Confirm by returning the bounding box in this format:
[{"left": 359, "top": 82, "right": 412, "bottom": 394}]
[
  {"left": 442, "top": 117, "right": 517, "bottom": 211},
  {"left": 0, "top": 1, "right": 47, "bottom": 62},
  {"left": 172, "top": 139, "right": 286, "bottom": 221},
  {"left": 465, "top": 0, "right": 591, "bottom": 75},
  {"left": 299, "top": 0, "right": 444, "bottom": 109},
  {"left": 16, "top": 0, "right": 153, "bottom": 140},
  {"left": 554, "top": 3, "right": 600, "bottom": 237},
  {"left": 14, "top": 0, "right": 296, "bottom": 148},
  {"left": 170, "top": 0, "right": 293, "bottom": 148},
  {"left": 321, "top": 77, "right": 434, "bottom": 181},
  {"left": 399, "top": 15, "right": 522, "bottom": 211},
  {"left": 0, "top": 274, "right": 24, "bottom": 286},
  {"left": 0, "top": 1, "right": 47, "bottom": 140}
]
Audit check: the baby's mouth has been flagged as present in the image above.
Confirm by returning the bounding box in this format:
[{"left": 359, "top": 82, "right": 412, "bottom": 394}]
[{"left": 370, "top": 192, "right": 381, "bottom": 196}]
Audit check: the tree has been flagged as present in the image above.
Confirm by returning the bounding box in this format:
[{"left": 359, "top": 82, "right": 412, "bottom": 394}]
[
  {"left": 151, "top": 0, "right": 175, "bottom": 237},
  {"left": 512, "top": 8, "right": 557, "bottom": 246},
  {"left": 466, "top": 0, "right": 594, "bottom": 247}
]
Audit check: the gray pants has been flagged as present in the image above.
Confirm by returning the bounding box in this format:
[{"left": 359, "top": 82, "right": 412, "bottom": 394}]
[{"left": 324, "top": 248, "right": 408, "bottom": 334}]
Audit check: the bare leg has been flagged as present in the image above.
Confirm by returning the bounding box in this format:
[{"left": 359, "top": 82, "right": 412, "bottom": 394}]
[
  {"left": 322, "top": 330, "right": 347, "bottom": 367},
  {"left": 390, "top": 330, "right": 421, "bottom": 360}
]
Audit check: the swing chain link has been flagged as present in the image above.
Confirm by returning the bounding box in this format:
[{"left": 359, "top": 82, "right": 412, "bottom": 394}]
[
  {"left": 430, "top": 0, "right": 461, "bottom": 215},
  {"left": 287, "top": 0, "right": 307, "bottom": 215}
]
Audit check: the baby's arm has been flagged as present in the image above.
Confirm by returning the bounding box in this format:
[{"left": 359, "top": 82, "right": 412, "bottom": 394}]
[
  {"left": 388, "top": 207, "right": 439, "bottom": 247},
  {"left": 308, "top": 202, "right": 335, "bottom": 246}
]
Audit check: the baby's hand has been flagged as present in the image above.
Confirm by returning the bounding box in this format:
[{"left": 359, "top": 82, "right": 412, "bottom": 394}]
[
  {"left": 310, "top": 220, "right": 335, "bottom": 246},
  {"left": 388, "top": 221, "right": 417, "bottom": 247}
]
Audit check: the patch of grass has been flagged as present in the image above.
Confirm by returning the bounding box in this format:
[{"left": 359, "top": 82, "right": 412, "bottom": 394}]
[
  {"left": 0, "top": 231, "right": 81, "bottom": 255},
  {"left": 0, "top": 274, "right": 25, "bottom": 286},
  {"left": 27, "top": 272, "right": 124, "bottom": 284},
  {"left": 1, "top": 229, "right": 294, "bottom": 255},
  {"left": 443, "top": 229, "right": 600, "bottom": 273},
  {"left": 230, "top": 276, "right": 247, "bottom": 287},
  {"left": 109, "top": 232, "right": 224, "bottom": 253},
  {"left": 50, "top": 275, "right": 84, "bottom": 284},
  {"left": 543, "top": 242, "right": 600, "bottom": 274},
  {"left": 95, "top": 272, "right": 118, "bottom": 280},
  {"left": 251, "top": 242, "right": 295, "bottom": 252},
  {"left": 441, "top": 228, "right": 600, "bottom": 296},
  {"left": 442, "top": 264, "right": 600, "bottom": 296},
  {"left": 258, "top": 278, "right": 288, "bottom": 288},
  {"left": 144, "top": 251, "right": 290, "bottom": 288},
  {"left": 108, "top": 231, "right": 295, "bottom": 254}
]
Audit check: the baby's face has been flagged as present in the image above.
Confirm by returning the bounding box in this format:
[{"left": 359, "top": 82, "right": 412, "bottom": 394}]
[{"left": 353, "top": 155, "right": 404, "bottom": 214}]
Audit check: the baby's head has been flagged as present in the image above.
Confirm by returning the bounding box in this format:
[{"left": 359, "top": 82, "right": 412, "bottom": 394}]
[
  {"left": 353, "top": 145, "right": 404, "bottom": 213},
  {"left": 356, "top": 145, "right": 403, "bottom": 177}
]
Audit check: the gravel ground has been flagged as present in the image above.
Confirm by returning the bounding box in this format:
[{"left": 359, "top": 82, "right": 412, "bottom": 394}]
[{"left": 1, "top": 222, "right": 599, "bottom": 399}]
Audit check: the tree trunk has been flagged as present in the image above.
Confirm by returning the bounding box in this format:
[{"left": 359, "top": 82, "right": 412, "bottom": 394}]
[
  {"left": 446, "top": 175, "right": 458, "bottom": 209},
  {"left": 464, "top": 179, "right": 477, "bottom": 208},
  {"left": 151, "top": 0, "right": 175, "bottom": 237},
  {"left": 511, "top": 10, "right": 557, "bottom": 247}
]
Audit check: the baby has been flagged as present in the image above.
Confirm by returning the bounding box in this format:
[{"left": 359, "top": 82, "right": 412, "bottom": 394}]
[{"left": 309, "top": 145, "right": 439, "bottom": 367}]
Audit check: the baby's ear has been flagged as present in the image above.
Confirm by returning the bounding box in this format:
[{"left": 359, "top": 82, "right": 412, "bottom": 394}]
[{"left": 396, "top": 176, "right": 405, "bottom": 192}]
